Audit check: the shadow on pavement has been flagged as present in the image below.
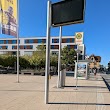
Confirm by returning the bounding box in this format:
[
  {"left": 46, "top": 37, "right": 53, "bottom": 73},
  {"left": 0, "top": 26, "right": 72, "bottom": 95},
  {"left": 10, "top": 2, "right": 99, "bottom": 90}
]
[
  {"left": 48, "top": 102, "right": 110, "bottom": 105},
  {"left": 64, "top": 86, "right": 106, "bottom": 89}
]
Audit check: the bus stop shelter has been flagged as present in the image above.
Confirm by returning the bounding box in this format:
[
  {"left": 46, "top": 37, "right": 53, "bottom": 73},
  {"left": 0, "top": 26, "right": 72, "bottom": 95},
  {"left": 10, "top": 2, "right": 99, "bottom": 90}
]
[{"left": 74, "top": 60, "right": 91, "bottom": 79}]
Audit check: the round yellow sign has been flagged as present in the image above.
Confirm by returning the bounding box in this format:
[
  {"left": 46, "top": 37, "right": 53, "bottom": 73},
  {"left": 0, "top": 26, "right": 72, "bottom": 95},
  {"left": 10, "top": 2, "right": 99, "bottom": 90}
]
[{"left": 76, "top": 33, "right": 82, "bottom": 39}]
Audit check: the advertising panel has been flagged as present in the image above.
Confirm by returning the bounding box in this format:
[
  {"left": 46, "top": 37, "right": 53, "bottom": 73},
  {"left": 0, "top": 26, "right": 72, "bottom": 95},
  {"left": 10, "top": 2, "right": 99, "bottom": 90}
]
[
  {"left": 77, "top": 63, "right": 86, "bottom": 78},
  {"left": 1, "top": 0, "right": 17, "bottom": 37}
]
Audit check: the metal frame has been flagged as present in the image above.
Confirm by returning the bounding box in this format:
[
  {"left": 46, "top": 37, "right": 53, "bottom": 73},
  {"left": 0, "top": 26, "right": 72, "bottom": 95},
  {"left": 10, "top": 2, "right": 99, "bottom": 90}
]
[{"left": 45, "top": 0, "right": 86, "bottom": 104}]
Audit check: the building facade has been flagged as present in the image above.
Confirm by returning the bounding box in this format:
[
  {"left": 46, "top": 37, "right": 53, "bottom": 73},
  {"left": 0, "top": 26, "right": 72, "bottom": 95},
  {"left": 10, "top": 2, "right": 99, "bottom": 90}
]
[
  {"left": 0, "top": 36, "right": 86, "bottom": 59},
  {"left": 89, "top": 55, "right": 101, "bottom": 72}
]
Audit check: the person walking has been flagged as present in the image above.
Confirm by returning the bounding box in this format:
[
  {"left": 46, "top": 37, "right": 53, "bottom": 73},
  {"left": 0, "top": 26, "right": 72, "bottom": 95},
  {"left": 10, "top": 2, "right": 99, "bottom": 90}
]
[{"left": 93, "top": 68, "right": 97, "bottom": 79}]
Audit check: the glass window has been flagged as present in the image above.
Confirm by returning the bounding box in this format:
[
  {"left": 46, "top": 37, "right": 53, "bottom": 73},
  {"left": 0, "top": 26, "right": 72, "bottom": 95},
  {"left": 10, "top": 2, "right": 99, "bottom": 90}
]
[
  {"left": 12, "top": 40, "right": 16, "bottom": 44},
  {"left": 0, "top": 46, "right": 2, "bottom": 49},
  {"left": 30, "top": 45, "right": 33, "bottom": 49},
  {"left": 38, "top": 39, "right": 42, "bottom": 43},
  {"left": 67, "top": 38, "right": 70, "bottom": 43},
  {"left": 52, "top": 39, "right": 59, "bottom": 43},
  {"left": 6, "top": 40, "right": 8, "bottom": 44},
  {"left": 24, "top": 40, "right": 27, "bottom": 43},
  {"left": 24, "top": 45, "right": 26, "bottom": 49},
  {"left": 74, "top": 45, "right": 77, "bottom": 49},
  {"left": 12, "top": 52, "right": 16, "bottom": 55},
  {"left": 12, "top": 46, "right": 18, "bottom": 49},
  {"left": 52, "top": 39, "right": 54, "bottom": 43},
  {"left": 42, "top": 39, "right": 46, "bottom": 43},
  {"left": 51, "top": 45, "right": 54, "bottom": 49},
  {"left": 0, "top": 40, "right": 4, "bottom": 44},
  {"left": 29, "top": 39, "right": 34, "bottom": 43},
  {"left": 16, "top": 40, "right": 20, "bottom": 44},
  {"left": 72, "top": 38, "right": 74, "bottom": 43},
  {"left": 6, "top": 46, "right": 8, "bottom": 49},
  {"left": 12, "top": 46, "right": 14, "bottom": 49}
]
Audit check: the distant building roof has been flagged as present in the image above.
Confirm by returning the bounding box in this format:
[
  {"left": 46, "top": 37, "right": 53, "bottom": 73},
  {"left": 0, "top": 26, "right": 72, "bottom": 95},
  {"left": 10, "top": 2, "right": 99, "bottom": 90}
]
[{"left": 89, "top": 55, "right": 101, "bottom": 62}]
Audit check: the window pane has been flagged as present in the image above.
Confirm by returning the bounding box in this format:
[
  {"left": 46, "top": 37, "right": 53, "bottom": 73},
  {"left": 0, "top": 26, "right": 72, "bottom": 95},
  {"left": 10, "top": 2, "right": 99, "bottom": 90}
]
[
  {"left": 51, "top": 45, "right": 54, "bottom": 49},
  {"left": 52, "top": 39, "right": 59, "bottom": 43},
  {"left": 6, "top": 46, "right": 8, "bottom": 49},
  {"left": 38, "top": 39, "right": 42, "bottom": 43},
  {"left": 74, "top": 45, "right": 77, "bottom": 49},
  {"left": 30, "top": 45, "right": 33, "bottom": 49},
  {"left": 24, "top": 46, "right": 26, "bottom": 49},
  {"left": 0, "top": 40, "right": 4, "bottom": 44},
  {"left": 29, "top": 39, "right": 34, "bottom": 43},
  {"left": 67, "top": 38, "right": 70, "bottom": 43},
  {"left": 72, "top": 38, "right": 74, "bottom": 43},
  {"left": 6, "top": 40, "right": 8, "bottom": 44},
  {"left": 12, "top": 40, "right": 16, "bottom": 44},
  {"left": 12, "top": 46, "right": 14, "bottom": 49}
]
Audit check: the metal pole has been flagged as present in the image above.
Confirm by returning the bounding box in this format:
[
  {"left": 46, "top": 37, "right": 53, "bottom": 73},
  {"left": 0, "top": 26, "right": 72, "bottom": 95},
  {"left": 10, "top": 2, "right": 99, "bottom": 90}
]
[
  {"left": 0, "top": 1, "right": 1, "bottom": 34},
  {"left": 45, "top": 0, "right": 51, "bottom": 104},
  {"left": 76, "top": 52, "right": 78, "bottom": 90},
  {"left": 0, "top": 0, "right": 3, "bottom": 34},
  {"left": 57, "top": 26, "right": 62, "bottom": 88},
  {"left": 17, "top": 0, "right": 19, "bottom": 83}
]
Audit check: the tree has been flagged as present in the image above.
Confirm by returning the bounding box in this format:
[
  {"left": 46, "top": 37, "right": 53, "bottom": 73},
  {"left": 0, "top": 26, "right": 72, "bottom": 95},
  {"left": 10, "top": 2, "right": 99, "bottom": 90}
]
[
  {"left": 61, "top": 46, "right": 77, "bottom": 70},
  {"left": 19, "top": 57, "right": 30, "bottom": 69},
  {"left": 28, "top": 44, "right": 46, "bottom": 70},
  {"left": 61, "top": 46, "right": 77, "bottom": 65},
  {"left": 0, "top": 56, "right": 4, "bottom": 66},
  {"left": 50, "top": 54, "right": 58, "bottom": 67}
]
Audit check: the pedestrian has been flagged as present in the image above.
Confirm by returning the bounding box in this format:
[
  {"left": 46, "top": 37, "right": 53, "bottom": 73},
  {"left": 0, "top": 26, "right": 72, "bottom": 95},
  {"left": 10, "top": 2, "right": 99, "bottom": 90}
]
[{"left": 94, "top": 68, "right": 97, "bottom": 76}]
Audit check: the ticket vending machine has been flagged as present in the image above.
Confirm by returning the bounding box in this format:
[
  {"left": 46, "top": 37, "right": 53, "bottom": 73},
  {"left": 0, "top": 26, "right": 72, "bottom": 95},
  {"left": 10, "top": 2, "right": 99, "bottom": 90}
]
[{"left": 74, "top": 60, "right": 90, "bottom": 79}]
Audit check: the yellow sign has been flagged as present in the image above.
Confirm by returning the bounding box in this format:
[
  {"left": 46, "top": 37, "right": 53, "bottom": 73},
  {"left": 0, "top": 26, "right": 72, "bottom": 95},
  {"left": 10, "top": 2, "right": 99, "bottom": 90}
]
[
  {"left": 1, "top": 0, "right": 17, "bottom": 37},
  {"left": 75, "top": 32, "right": 83, "bottom": 44},
  {"left": 76, "top": 33, "right": 82, "bottom": 39}
]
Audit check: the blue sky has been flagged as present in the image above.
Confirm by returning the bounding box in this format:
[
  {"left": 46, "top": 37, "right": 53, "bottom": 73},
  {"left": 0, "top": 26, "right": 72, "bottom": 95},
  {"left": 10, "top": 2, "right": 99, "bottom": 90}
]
[{"left": 0, "top": 0, "right": 110, "bottom": 66}]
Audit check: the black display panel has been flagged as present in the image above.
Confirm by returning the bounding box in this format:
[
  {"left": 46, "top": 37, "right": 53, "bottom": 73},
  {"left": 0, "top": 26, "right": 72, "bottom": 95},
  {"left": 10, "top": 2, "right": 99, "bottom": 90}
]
[{"left": 52, "top": 0, "right": 85, "bottom": 27}]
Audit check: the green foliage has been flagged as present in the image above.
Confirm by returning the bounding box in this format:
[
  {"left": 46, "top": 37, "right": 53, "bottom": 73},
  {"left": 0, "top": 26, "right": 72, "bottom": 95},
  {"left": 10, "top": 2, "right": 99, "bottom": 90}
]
[
  {"left": 27, "top": 44, "right": 46, "bottom": 69},
  {"left": 0, "top": 45, "right": 77, "bottom": 71},
  {"left": 50, "top": 54, "right": 58, "bottom": 67},
  {"left": 19, "top": 57, "right": 30, "bottom": 69},
  {"left": 0, "top": 56, "right": 4, "bottom": 66},
  {"left": 61, "top": 46, "right": 77, "bottom": 66},
  {"left": 0, "top": 55, "right": 16, "bottom": 67},
  {"left": 0, "top": 55, "right": 30, "bottom": 69}
]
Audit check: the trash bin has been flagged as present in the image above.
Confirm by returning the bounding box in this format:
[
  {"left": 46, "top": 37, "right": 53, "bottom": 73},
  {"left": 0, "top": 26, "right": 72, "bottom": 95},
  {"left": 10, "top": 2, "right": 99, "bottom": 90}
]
[{"left": 60, "top": 69, "right": 66, "bottom": 87}]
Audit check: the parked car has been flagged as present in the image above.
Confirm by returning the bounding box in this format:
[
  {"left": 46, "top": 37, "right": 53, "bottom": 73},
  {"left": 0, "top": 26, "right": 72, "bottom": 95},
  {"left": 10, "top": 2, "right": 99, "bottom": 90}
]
[
  {"left": 106, "top": 71, "right": 110, "bottom": 74},
  {"left": 0, "top": 67, "right": 7, "bottom": 74}
]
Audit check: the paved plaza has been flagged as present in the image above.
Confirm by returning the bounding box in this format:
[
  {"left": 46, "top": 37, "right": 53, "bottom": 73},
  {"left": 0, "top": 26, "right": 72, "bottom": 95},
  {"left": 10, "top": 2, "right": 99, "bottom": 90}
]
[{"left": 0, "top": 73, "right": 110, "bottom": 110}]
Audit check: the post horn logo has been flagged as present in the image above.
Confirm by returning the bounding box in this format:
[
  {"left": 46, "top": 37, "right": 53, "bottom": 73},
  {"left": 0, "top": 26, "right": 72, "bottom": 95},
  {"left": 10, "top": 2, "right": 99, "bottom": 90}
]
[{"left": 76, "top": 33, "right": 82, "bottom": 39}]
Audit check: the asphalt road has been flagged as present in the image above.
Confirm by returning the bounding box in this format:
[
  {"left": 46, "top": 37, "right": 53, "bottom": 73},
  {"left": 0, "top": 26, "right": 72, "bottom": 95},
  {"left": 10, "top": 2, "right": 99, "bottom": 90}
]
[{"left": 101, "top": 73, "right": 110, "bottom": 91}]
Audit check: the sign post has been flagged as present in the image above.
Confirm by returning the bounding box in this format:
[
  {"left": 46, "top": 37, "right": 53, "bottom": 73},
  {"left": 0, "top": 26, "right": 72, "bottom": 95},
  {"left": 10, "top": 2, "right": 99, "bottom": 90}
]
[
  {"left": 45, "top": 0, "right": 86, "bottom": 104},
  {"left": 45, "top": 0, "right": 51, "bottom": 104},
  {"left": 57, "top": 26, "right": 62, "bottom": 88}
]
